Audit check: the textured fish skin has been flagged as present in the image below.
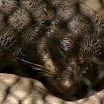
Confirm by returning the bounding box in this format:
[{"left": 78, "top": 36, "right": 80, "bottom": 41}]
[{"left": 0, "top": 0, "right": 104, "bottom": 99}]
